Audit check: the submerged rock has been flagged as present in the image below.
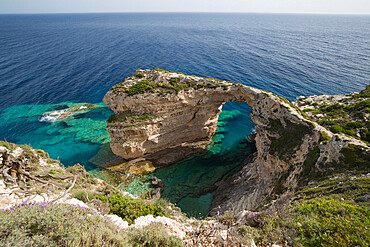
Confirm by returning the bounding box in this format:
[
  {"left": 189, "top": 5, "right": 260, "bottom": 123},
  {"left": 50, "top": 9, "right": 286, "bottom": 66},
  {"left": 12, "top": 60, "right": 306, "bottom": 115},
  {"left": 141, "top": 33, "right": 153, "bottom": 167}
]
[{"left": 40, "top": 103, "right": 101, "bottom": 122}]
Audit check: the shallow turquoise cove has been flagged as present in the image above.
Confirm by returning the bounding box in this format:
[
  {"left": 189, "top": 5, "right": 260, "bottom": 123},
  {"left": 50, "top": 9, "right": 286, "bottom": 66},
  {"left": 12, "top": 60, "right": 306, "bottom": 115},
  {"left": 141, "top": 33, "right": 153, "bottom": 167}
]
[
  {"left": 0, "top": 102, "right": 113, "bottom": 170},
  {"left": 148, "top": 102, "right": 256, "bottom": 217}
]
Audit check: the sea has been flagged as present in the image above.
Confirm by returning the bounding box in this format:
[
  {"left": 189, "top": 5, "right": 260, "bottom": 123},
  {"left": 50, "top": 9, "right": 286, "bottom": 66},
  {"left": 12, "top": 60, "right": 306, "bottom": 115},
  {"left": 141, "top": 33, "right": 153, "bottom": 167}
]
[{"left": 0, "top": 13, "right": 369, "bottom": 216}]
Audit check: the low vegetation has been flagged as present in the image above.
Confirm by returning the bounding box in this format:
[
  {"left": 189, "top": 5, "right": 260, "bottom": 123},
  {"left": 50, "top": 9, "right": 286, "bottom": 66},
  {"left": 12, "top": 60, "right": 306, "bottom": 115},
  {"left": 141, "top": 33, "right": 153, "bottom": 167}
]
[
  {"left": 0, "top": 142, "right": 183, "bottom": 246},
  {"left": 0, "top": 202, "right": 182, "bottom": 247},
  {"left": 301, "top": 85, "right": 370, "bottom": 144},
  {"left": 128, "top": 222, "right": 183, "bottom": 247},
  {"left": 107, "top": 110, "right": 157, "bottom": 124},
  {"left": 236, "top": 173, "right": 370, "bottom": 246},
  {"left": 110, "top": 69, "right": 233, "bottom": 95},
  {"left": 0, "top": 202, "right": 129, "bottom": 247}
]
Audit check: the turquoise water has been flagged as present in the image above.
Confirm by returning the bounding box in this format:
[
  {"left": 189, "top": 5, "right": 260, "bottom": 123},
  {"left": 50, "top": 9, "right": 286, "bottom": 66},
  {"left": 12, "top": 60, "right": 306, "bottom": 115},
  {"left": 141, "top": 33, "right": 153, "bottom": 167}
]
[
  {"left": 0, "top": 102, "right": 113, "bottom": 170},
  {"left": 150, "top": 102, "right": 256, "bottom": 217}
]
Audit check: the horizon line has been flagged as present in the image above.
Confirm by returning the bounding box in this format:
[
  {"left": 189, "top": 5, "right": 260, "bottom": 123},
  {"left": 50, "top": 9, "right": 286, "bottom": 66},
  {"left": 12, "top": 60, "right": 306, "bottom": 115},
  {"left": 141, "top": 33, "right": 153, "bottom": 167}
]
[{"left": 0, "top": 11, "right": 369, "bottom": 16}]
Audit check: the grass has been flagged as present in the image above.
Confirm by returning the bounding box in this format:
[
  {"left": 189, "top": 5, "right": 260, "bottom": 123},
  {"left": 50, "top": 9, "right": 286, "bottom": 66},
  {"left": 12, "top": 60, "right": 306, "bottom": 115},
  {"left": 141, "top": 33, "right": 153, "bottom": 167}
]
[
  {"left": 297, "top": 172, "right": 370, "bottom": 205},
  {"left": 294, "top": 198, "right": 369, "bottom": 246}
]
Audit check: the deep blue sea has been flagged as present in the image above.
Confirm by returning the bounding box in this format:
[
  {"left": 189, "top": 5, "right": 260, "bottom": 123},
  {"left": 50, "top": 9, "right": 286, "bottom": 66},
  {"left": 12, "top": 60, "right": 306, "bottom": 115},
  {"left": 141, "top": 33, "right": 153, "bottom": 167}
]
[{"left": 0, "top": 13, "right": 369, "bottom": 216}]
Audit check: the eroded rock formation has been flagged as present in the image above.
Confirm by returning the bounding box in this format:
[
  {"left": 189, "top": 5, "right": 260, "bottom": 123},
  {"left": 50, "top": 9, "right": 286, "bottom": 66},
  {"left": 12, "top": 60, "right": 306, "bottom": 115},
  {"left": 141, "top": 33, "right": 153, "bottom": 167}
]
[{"left": 103, "top": 69, "right": 314, "bottom": 165}]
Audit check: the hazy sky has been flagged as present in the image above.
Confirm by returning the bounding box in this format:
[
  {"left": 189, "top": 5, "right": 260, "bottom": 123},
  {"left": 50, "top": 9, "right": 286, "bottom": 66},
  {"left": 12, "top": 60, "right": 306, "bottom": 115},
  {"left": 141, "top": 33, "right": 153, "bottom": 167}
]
[{"left": 0, "top": 0, "right": 369, "bottom": 15}]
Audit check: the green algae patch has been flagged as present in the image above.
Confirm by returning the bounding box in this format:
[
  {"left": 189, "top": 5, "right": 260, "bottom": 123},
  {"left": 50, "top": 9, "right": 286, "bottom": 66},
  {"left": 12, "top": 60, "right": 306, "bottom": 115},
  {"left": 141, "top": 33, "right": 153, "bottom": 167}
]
[
  {"left": 124, "top": 177, "right": 153, "bottom": 198},
  {"left": 107, "top": 110, "right": 157, "bottom": 124}
]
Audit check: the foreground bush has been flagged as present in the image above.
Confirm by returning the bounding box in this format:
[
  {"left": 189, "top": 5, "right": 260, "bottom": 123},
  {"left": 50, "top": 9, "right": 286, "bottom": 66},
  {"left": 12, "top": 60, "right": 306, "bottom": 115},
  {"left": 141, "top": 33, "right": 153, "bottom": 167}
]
[
  {"left": 294, "top": 198, "right": 369, "bottom": 246},
  {"left": 97, "top": 194, "right": 165, "bottom": 225},
  {"left": 128, "top": 222, "right": 182, "bottom": 247},
  {"left": 0, "top": 202, "right": 128, "bottom": 247},
  {"left": 250, "top": 198, "right": 370, "bottom": 246}
]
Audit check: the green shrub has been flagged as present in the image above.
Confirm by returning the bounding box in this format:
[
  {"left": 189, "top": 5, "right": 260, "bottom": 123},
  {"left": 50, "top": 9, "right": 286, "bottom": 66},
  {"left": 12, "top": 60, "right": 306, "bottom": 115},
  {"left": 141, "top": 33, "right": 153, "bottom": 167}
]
[
  {"left": 249, "top": 197, "right": 369, "bottom": 246},
  {"left": 72, "top": 189, "right": 97, "bottom": 203},
  {"left": 133, "top": 73, "right": 144, "bottom": 78},
  {"left": 319, "top": 131, "right": 331, "bottom": 142},
  {"left": 0, "top": 202, "right": 128, "bottom": 247},
  {"left": 127, "top": 80, "right": 156, "bottom": 95},
  {"left": 168, "top": 78, "right": 180, "bottom": 85},
  {"left": 97, "top": 194, "right": 165, "bottom": 225},
  {"left": 128, "top": 222, "right": 182, "bottom": 247},
  {"left": 294, "top": 198, "right": 369, "bottom": 247},
  {"left": 330, "top": 124, "right": 343, "bottom": 133},
  {"left": 107, "top": 110, "right": 156, "bottom": 124},
  {"left": 340, "top": 144, "right": 370, "bottom": 170},
  {"left": 219, "top": 211, "right": 237, "bottom": 225},
  {"left": 253, "top": 212, "right": 297, "bottom": 246}
]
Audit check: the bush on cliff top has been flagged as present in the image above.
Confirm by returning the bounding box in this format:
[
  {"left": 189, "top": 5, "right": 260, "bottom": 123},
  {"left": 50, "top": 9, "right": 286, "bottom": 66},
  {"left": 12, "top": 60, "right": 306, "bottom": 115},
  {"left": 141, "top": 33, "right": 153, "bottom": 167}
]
[
  {"left": 107, "top": 110, "right": 156, "bottom": 123},
  {"left": 268, "top": 118, "right": 313, "bottom": 162},
  {"left": 127, "top": 80, "right": 157, "bottom": 95}
]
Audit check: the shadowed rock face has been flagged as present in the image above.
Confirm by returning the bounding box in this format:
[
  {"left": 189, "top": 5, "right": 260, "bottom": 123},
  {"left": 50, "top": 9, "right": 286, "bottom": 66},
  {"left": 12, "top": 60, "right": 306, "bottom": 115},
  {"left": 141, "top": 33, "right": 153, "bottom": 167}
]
[{"left": 103, "top": 69, "right": 325, "bottom": 214}]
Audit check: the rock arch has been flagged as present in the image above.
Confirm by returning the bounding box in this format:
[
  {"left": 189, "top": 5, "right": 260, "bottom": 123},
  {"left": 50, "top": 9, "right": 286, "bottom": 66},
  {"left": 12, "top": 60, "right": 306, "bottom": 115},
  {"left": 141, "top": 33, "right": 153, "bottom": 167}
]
[
  {"left": 103, "top": 69, "right": 321, "bottom": 214},
  {"left": 103, "top": 69, "right": 314, "bottom": 165}
]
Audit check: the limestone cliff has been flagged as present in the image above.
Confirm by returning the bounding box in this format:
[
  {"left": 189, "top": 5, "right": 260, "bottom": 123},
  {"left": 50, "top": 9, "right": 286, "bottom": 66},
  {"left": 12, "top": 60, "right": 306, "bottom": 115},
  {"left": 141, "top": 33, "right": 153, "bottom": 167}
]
[{"left": 210, "top": 86, "right": 369, "bottom": 216}]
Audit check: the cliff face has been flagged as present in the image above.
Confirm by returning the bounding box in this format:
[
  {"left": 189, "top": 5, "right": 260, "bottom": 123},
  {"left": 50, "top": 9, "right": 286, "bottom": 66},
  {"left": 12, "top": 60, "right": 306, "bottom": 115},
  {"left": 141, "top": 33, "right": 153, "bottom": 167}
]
[{"left": 210, "top": 88, "right": 369, "bottom": 215}]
